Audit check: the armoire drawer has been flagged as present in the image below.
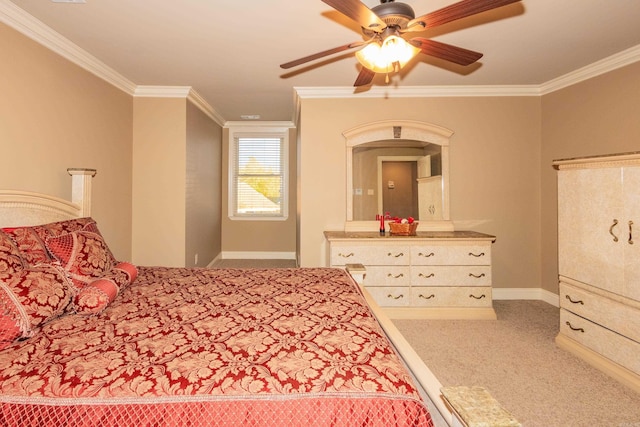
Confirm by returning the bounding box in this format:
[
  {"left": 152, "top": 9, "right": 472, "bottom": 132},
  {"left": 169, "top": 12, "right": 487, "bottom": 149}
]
[
  {"left": 365, "top": 286, "right": 411, "bottom": 307},
  {"left": 410, "top": 286, "right": 492, "bottom": 307},
  {"left": 363, "top": 266, "right": 410, "bottom": 286},
  {"left": 410, "top": 245, "right": 490, "bottom": 266},
  {"left": 560, "top": 310, "right": 640, "bottom": 375},
  {"left": 330, "top": 245, "right": 410, "bottom": 266},
  {"left": 411, "top": 266, "right": 491, "bottom": 286},
  {"left": 560, "top": 282, "right": 640, "bottom": 344}
]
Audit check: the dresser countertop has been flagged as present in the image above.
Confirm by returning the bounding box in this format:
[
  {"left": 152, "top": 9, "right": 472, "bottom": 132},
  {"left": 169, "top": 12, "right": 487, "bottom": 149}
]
[{"left": 324, "top": 230, "right": 496, "bottom": 242}]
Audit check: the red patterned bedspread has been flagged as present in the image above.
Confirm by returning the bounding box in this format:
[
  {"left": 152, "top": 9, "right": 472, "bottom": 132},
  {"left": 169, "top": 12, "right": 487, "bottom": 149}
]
[{"left": 0, "top": 267, "right": 432, "bottom": 426}]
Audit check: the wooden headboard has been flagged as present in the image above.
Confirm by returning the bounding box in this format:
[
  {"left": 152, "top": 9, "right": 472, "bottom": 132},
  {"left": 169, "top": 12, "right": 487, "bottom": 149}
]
[{"left": 0, "top": 168, "right": 96, "bottom": 228}]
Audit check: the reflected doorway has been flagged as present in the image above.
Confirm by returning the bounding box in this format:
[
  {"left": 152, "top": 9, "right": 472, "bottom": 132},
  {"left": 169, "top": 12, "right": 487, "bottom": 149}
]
[{"left": 380, "top": 160, "right": 418, "bottom": 219}]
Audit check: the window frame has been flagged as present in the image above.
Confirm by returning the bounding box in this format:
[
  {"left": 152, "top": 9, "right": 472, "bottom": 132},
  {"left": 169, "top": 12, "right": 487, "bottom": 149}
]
[{"left": 228, "top": 125, "right": 289, "bottom": 221}]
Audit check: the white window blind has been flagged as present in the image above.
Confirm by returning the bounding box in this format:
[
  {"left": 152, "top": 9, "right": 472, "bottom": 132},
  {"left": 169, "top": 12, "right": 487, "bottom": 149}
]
[{"left": 231, "top": 136, "right": 286, "bottom": 219}]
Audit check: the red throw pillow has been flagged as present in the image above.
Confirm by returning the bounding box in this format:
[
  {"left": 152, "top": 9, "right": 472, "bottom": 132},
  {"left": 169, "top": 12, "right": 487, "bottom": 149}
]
[
  {"left": 36, "top": 217, "right": 96, "bottom": 237},
  {"left": 0, "top": 264, "right": 73, "bottom": 350},
  {"left": 1, "top": 227, "right": 51, "bottom": 266},
  {"left": 74, "top": 262, "right": 138, "bottom": 315},
  {"left": 1, "top": 218, "right": 115, "bottom": 269},
  {"left": 0, "top": 230, "right": 25, "bottom": 279},
  {"left": 45, "top": 230, "right": 114, "bottom": 290}
]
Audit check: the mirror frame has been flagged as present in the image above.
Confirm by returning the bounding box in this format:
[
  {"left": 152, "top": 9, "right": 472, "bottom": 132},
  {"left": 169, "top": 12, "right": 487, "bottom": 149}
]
[{"left": 344, "top": 120, "right": 454, "bottom": 232}]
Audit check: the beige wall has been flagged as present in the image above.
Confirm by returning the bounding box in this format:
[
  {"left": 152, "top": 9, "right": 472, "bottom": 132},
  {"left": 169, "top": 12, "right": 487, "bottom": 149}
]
[
  {"left": 6, "top": 17, "right": 639, "bottom": 295},
  {"left": 132, "top": 97, "right": 187, "bottom": 267},
  {"left": 221, "top": 127, "right": 297, "bottom": 256},
  {"left": 540, "top": 61, "right": 640, "bottom": 294},
  {"left": 186, "top": 102, "right": 222, "bottom": 267},
  {"left": 0, "top": 23, "right": 133, "bottom": 260},
  {"left": 132, "top": 97, "right": 222, "bottom": 267},
  {"left": 299, "top": 96, "right": 542, "bottom": 293}
]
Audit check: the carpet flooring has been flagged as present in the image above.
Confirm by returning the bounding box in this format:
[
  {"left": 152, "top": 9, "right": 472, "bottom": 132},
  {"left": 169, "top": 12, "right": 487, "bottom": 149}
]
[{"left": 394, "top": 300, "right": 640, "bottom": 427}]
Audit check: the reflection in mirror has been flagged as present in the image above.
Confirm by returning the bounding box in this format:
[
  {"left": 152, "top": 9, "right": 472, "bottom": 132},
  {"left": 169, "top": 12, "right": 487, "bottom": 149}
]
[
  {"left": 343, "top": 120, "right": 453, "bottom": 232},
  {"left": 351, "top": 141, "right": 443, "bottom": 221}
]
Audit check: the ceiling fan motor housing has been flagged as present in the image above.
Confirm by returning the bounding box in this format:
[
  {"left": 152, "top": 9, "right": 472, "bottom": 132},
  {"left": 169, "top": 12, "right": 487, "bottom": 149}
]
[{"left": 372, "top": 1, "right": 415, "bottom": 28}]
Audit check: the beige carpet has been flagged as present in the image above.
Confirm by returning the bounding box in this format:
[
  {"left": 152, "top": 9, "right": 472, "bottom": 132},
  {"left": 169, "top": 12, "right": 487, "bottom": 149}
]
[{"left": 394, "top": 300, "right": 640, "bottom": 427}]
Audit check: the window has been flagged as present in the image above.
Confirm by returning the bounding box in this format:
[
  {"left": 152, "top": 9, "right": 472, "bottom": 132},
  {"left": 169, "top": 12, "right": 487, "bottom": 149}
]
[{"left": 229, "top": 128, "right": 288, "bottom": 220}]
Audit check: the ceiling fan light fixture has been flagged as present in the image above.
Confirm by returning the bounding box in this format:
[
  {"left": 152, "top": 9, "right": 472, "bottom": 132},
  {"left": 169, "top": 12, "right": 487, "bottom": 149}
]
[{"left": 355, "top": 35, "right": 419, "bottom": 73}]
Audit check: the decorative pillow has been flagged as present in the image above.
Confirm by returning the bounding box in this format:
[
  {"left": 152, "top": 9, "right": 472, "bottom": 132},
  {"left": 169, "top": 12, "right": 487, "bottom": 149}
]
[
  {"left": 115, "top": 261, "right": 138, "bottom": 284},
  {"left": 36, "top": 217, "right": 96, "bottom": 238},
  {"left": 0, "top": 264, "right": 73, "bottom": 350},
  {"left": 1, "top": 218, "right": 116, "bottom": 269},
  {"left": 0, "top": 230, "right": 25, "bottom": 279},
  {"left": 74, "top": 262, "right": 137, "bottom": 315},
  {"left": 45, "top": 230, "right": 114, "bottom": 290},
  {"left": 1, "top": 227, "right": 51, "bottom": 266},
  {"left": 81, "top": 222, "right": 117, "bottom": 266}
]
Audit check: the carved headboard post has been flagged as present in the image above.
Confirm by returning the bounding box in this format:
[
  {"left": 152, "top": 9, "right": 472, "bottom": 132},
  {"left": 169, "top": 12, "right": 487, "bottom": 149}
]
[{"left": 67, "top": 168, "right": 97, "bottom": 217}]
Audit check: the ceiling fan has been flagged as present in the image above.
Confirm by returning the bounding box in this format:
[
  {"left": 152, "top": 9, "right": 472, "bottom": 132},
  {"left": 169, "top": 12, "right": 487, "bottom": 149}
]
[{"left": 280, "top": 0, "right": 522, "bottom": 86}]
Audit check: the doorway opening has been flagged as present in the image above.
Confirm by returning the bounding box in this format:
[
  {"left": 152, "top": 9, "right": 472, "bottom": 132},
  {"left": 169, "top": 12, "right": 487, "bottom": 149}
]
[{"left": 379, "top": 159, "right": 419, "bottom": 219}]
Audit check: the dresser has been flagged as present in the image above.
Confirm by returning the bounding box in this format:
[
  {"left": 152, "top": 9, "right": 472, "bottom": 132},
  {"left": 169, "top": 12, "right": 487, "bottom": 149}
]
[
  {"left": 554, "top": 152, "right": 640, "bottom": 393},
  {"left": 325, "top": 230, "right": 496, "bottom": 319}
]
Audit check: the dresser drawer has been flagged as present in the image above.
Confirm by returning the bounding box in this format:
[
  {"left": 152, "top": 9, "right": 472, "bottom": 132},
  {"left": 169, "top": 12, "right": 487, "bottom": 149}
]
[
  {"left": 560, "top": 310, "right": 640, "bottom": 375},
  {"left": 411, "top": 266, "right": 491, "bottom": 286},
  {"left": 411, "top": 244, "right": 490, "bottom": 266},
  {"left": 410, "top": 286, "right": 492, "bottom": 307},
  {"left": 365, "top": 286, "right": 411, "bottom": 307},
  {"left": 364, "top": 266, "right": 410, "bottom": 286},
  {"left": 330, "top": 245, "right": 410, "bottom": 266},
  {"left": 560, "top": 282, "right": 640, "bottom": 344}
]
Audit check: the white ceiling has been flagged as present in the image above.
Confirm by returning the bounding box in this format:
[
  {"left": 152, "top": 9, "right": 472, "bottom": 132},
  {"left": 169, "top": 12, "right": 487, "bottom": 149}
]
[{"left": 4, "top": 0, "right": 640, "bottom": 123}]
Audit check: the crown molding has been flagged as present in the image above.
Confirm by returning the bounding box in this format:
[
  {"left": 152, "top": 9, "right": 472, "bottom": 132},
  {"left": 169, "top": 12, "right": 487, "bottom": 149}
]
[
  {"left": 539, "top": 44, "right": 640, "bottom": 95},
  {"left": 295, "top": 44, "right": 640, "bottom": 101},
  {"left": 294, "top": 85, "right": 541, "bottom": 99},
  {"left": 3, "top": 0, "right": 639, "bottom": 125},
  {"left": 224, "top": 121, "right": 295, "bottom": 129},
  {"left": 134, "top": 86, "right": 191, "bottom": 98},
  {"left": 134, "top": 86, "right": 225, "bottom": 127},
  {"left": 186, "top": 90, "right": 226, "bottom": 127},
  {"left": 0, "top": 0, "right": 137, "bottom": 95},
  {"left": 1, "top": 0, "right": 225, "bottom": 126}
]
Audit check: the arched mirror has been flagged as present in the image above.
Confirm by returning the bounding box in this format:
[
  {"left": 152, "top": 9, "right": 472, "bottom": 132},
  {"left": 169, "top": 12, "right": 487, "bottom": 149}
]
[{"left": 344, "top": 120, "right": 454, "bottom": 232}]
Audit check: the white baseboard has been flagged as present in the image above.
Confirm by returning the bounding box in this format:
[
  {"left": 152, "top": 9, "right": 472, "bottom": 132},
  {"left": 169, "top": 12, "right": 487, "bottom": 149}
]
[
  {"left": 493, "top": 287, "right": 559, "bottom": 307},
  {"left": 206, "top": 253, "right": 222, "bottom": 268},
  {"left": 220, "top": 251, "right": 297, "bottom": 260}
]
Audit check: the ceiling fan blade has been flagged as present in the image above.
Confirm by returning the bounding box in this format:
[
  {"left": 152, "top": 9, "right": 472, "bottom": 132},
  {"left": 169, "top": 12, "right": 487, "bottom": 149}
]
[
  {"left": 405, "top": 0, "right": 521, "bottom": 32},
  {"left": 280, "top": 41, "right": 366, "bottom": 69},
  {"left": 322, "top": 0, "right": 387, "bottom": 32},
  {"left": 410, "top": 38, "right": 482, "bottom": 66},
  {"left": 354, "top": 67, "right": 375, "bottom": 87}
]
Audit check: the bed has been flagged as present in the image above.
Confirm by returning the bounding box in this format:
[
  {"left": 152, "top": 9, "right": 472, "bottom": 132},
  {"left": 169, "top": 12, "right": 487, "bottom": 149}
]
[{"left": 0, "top": 169, "right": 449, "bottom": 426}]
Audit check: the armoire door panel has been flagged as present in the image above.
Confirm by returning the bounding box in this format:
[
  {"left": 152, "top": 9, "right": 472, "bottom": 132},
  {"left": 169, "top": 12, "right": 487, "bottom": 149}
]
[
  {"left": 558, "top": 167, "right": 624, "bottom": 294},
  {"left": 623, "top": 166, "right": 640, "bottom": 301}
]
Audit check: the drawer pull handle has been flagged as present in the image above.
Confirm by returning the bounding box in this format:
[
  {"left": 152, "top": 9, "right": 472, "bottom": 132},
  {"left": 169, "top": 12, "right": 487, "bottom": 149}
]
[
  {"left": 387, "top": 252, "right": 404, "bottom": 258},
  {"left": 338, "top": 252, "right": 354, "bottom": 258},
  {"left": 418, "top": 252, "right": 435, "bottom": 257},
  {"left": 629, "top": 220, "right": 634, "bottom": 245},
  {"left": 387, "top": 294, "right": 404, "bottom": 300},
  {"left": 609, "top": 219, "right": 619, "bottom": 242},
  {"left": 469, "top": 294, "right": 486, "bottom": 300},
  {"left": 468, "top": 252, "right": 485, "bottom": 257},
  {"left": 419, "top": 273, "right": 435, "bottom": 278},
  {"left": 565, "top": 295, "right": 584, "bottom": 305},
  {"left": 387, "top": 273, "right": 404, "bottom": 279},
  {"left": 419, "top": 294, "right": 435, "bottom": 300},
  {"left": 469, "top": 273, "right": 486, "bottom": 278},
  {"left": 565, "top": 321, "right": 584, "bottom": 333}
]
